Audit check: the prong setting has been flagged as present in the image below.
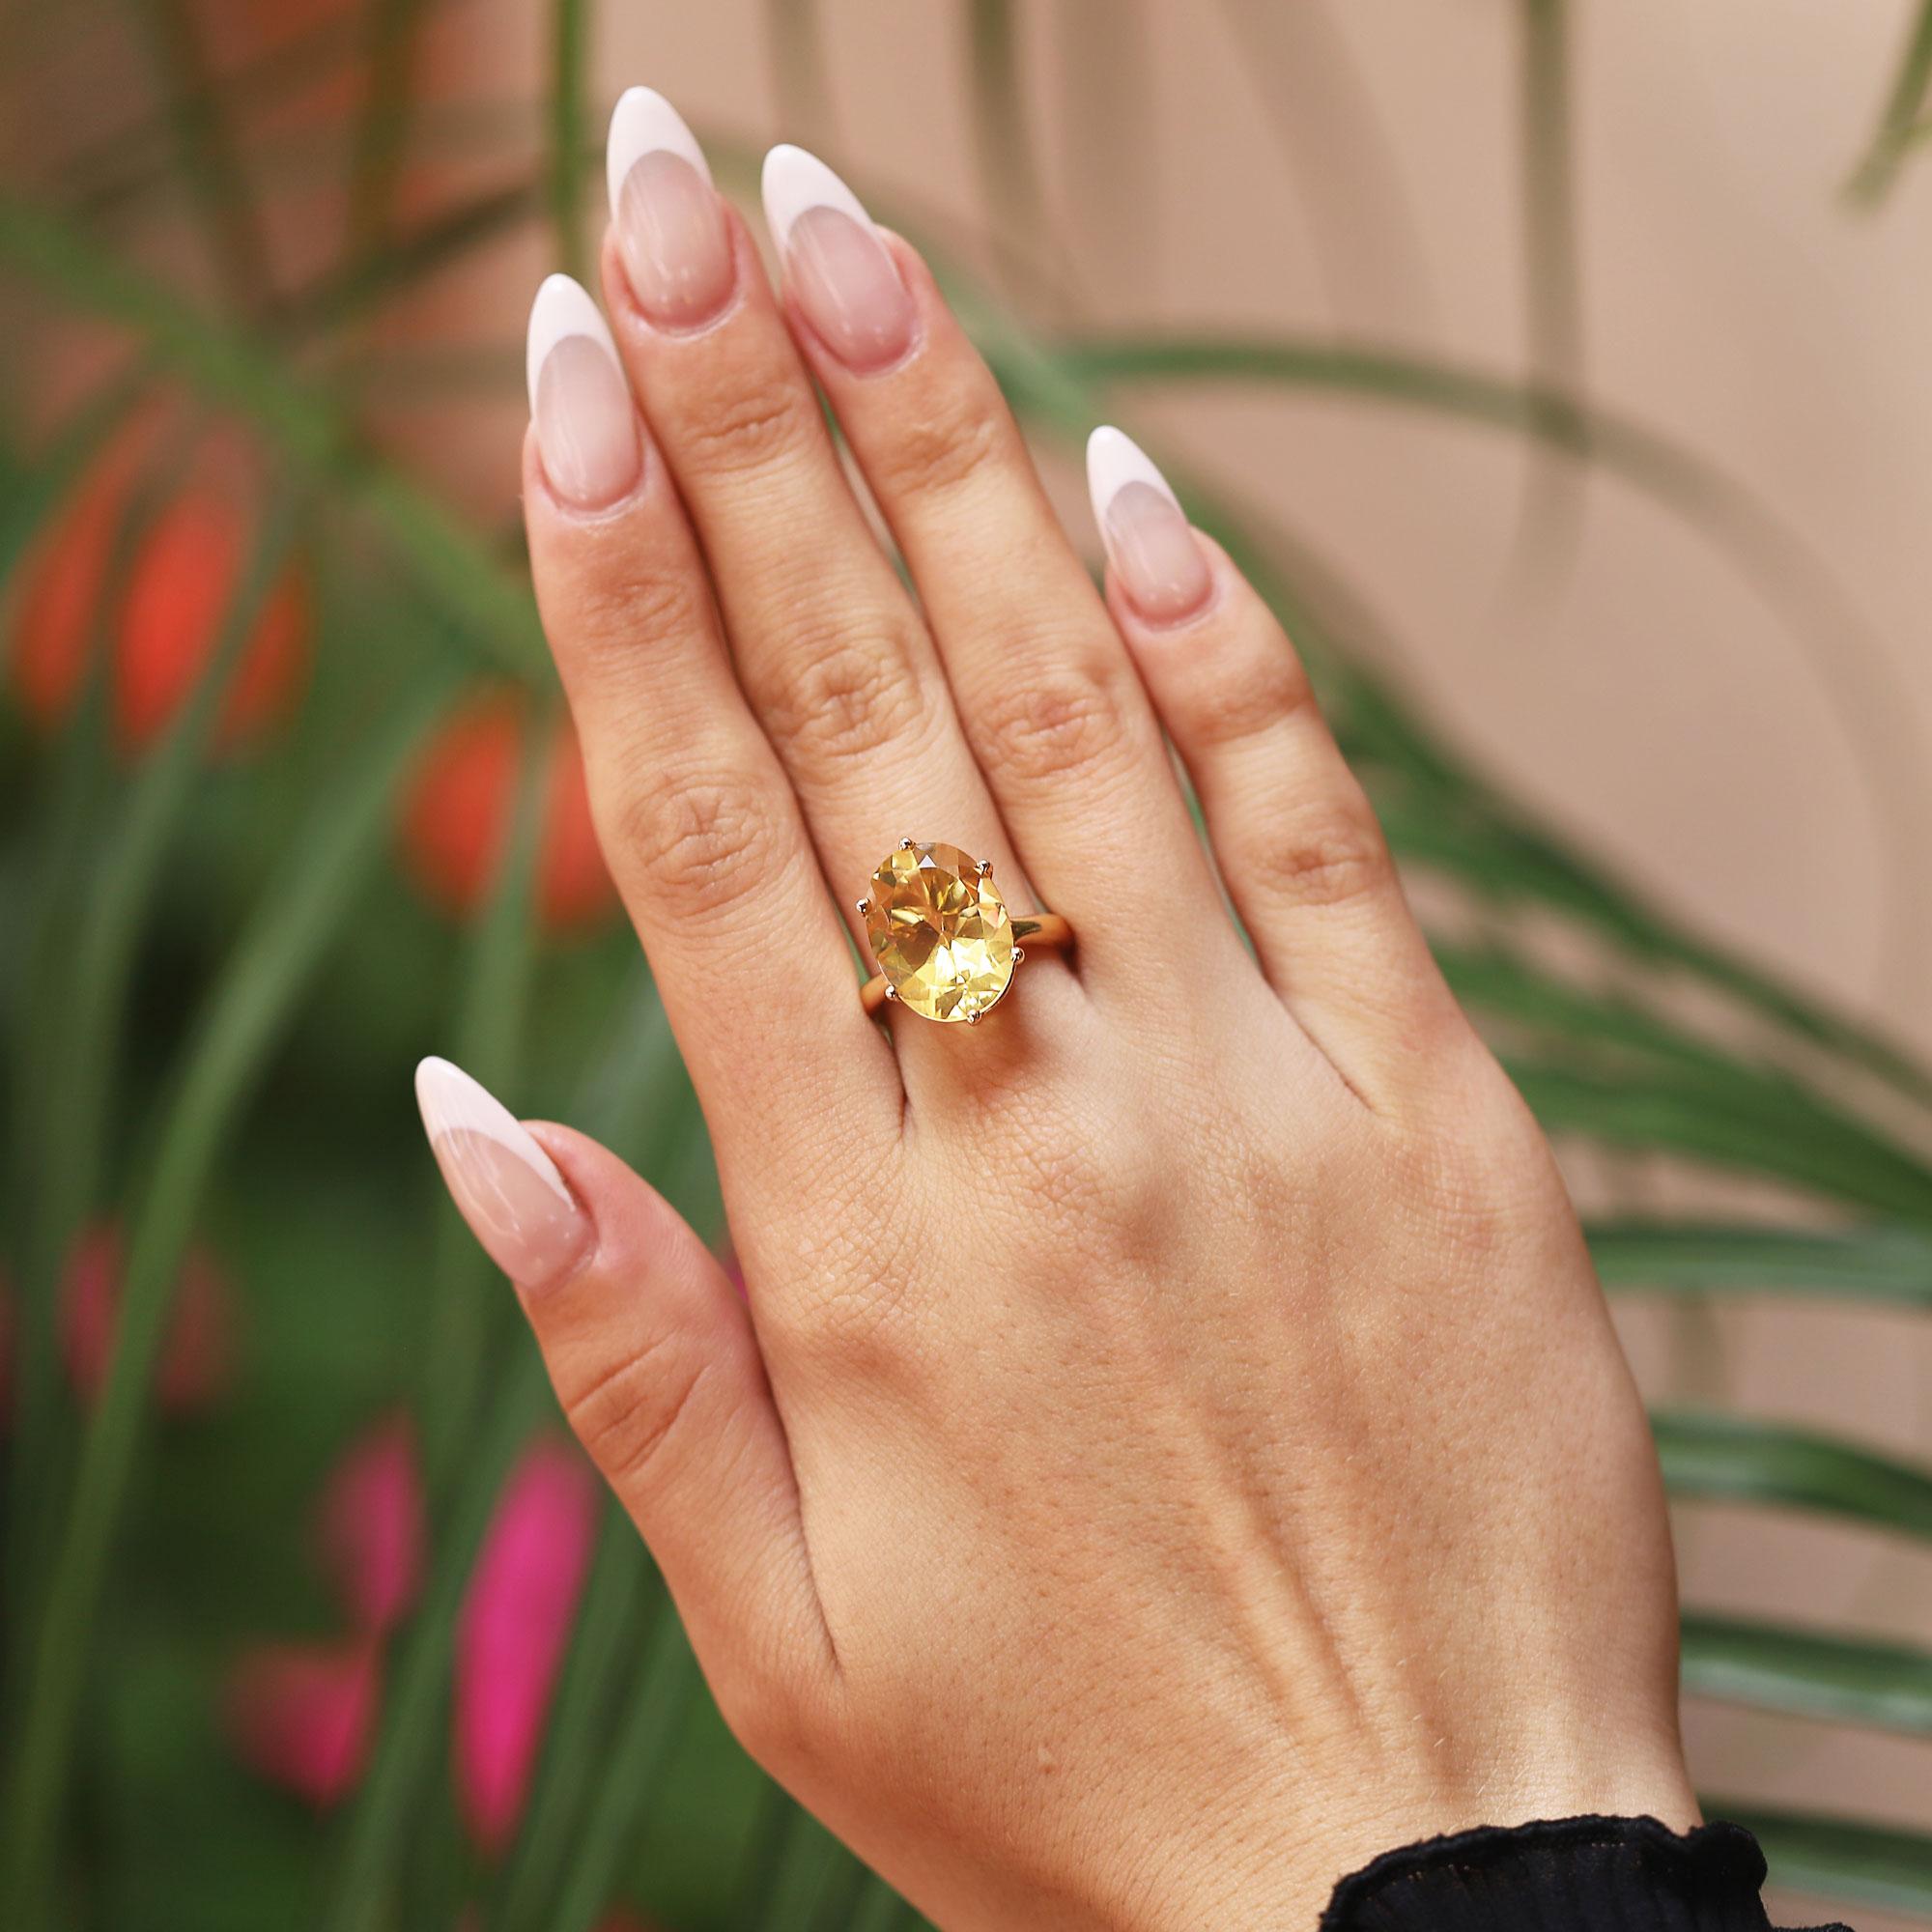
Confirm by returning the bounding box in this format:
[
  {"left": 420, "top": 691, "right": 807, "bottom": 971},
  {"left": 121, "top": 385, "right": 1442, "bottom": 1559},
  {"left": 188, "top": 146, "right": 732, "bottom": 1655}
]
[
  {"left": 977, "top": 857, "right": 994, "bottom": 877},
  {"left": 899, "top": 836, "right": 916, "bottom": 850},
  {"left": 1013, "top": 947, "right": 1026, "bottom": 965},
  {"left": 856, "top": 896, "right": 871, "bottom": 917}
]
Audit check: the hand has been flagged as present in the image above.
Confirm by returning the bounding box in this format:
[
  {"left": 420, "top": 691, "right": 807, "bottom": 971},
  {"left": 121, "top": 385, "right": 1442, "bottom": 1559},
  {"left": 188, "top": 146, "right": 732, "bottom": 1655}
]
[{"left": 419, "top": 99, "right": 1698, "bottom": 1930}]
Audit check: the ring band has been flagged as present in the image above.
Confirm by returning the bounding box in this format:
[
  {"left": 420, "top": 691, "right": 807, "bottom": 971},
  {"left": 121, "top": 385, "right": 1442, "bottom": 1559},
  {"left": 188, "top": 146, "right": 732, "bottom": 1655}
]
[{"left": 856, "top": 839, "right": 1072, "bottom": 1025}]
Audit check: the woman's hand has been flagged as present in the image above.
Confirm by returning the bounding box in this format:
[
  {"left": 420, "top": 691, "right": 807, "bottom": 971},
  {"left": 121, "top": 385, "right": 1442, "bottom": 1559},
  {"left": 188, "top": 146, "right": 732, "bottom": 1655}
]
[{"left": 419, "top": 92, "right": 1697, "bottom": 1929}]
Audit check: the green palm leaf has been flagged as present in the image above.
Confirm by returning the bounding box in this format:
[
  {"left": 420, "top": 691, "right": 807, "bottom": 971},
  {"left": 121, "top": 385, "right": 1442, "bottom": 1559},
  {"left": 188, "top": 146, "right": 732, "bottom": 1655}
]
[
  {"left": 1713, "top": 1806, "right": 1932, "bottom": 1917},
  {"left": 1591, "top": 1223, "right": 1932, "bottom": 1304},
  {"left": 1657, "top": 1411, "right": 1932, "bottom": 1542},
  {"left": 1682, "top": 1613, "right": 1932, "bottom": 1734}
]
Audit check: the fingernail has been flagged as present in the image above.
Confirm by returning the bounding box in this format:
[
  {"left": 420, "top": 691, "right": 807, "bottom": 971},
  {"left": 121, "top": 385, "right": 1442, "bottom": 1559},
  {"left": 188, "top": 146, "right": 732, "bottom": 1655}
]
[
  {"left": 761, "top": 144, "right": 915, "bottom": 372},
  {"left": 526, "top": 275, "right": 640, "bottom": 509},
  {"left": 1086, "top": 427, "right": 1212, "bottom": 624},
  {"left": 414, "top": 1057, "right": 591, "bottom": 1287},
  {"left": 607, "top": 88, "right": 734, "bottom": 330}
]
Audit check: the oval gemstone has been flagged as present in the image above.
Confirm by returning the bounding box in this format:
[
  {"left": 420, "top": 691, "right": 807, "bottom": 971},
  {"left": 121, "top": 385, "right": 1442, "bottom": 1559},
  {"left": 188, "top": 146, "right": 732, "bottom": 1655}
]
[{"left": 864, "top": 841, "right": 1013, "bottom": 1022}]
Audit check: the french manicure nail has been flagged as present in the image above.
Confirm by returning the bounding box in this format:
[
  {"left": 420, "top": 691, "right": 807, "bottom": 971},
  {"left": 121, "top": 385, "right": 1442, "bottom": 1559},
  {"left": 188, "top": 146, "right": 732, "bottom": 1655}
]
[
  {"left": 414, "top": 1056, "right": 591, "bottom": 1287},
  {"left": 526, "top": 274, "right": 640, "bottom": 509},
  {"left": 761, "top": 144, "right": 915, "bottom": 373},
  {"left": 1087, "top": 426, "right": 1212, "bottom": 624},
  {"left": 607, "top": 87, "right": 734, "bottom": 329}
]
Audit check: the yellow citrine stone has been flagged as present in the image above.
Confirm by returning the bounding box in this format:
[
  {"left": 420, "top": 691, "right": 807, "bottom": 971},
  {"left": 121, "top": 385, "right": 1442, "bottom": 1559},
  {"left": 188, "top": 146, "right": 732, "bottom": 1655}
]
[{"left": 864, "top": 841, "right": 1014, "bottom": 1022}]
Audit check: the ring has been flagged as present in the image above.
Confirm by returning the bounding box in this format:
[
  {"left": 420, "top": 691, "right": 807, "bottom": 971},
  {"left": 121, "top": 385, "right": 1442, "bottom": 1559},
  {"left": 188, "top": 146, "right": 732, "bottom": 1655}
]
[{"left": 856, "top": 838, "right": 1072, "bottom": 1024}]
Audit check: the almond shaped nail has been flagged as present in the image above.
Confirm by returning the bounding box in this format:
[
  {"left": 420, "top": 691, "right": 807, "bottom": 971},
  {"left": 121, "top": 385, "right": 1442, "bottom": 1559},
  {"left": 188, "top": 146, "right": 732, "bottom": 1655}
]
[
  {"left": 1086, "top": 426, "right": 1212, "bottom": 624},
  {"left": 606, "top": 88, "right": 733, "bottom": 329},
  {"left": 526, "top": 275, "right": 640, "bottom": 509},
  {"left": 414, "top": 1056, "right": 590, "bottom": 1287},
  {"left": 760, "top": 144, "right": 914, "bottom": 373}
]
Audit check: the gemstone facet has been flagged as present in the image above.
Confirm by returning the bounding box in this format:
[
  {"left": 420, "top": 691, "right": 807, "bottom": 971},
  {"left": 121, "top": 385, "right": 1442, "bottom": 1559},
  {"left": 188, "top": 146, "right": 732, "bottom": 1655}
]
[{"left": 863, "top": 840, "right": 1014, "bottom": 1022}]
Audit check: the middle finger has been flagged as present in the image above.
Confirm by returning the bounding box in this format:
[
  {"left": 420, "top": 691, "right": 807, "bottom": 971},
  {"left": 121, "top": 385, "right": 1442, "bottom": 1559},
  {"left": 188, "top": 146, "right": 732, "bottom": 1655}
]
[{"left": 597, "top": 91, "right": 1034, "bottom": 977}]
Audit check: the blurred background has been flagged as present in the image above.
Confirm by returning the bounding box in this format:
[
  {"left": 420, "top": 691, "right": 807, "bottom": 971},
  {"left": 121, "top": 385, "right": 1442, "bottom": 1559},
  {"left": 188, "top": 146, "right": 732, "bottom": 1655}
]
[{"left": 4, "top": 2, "right": 1932, "bottom": 1927}]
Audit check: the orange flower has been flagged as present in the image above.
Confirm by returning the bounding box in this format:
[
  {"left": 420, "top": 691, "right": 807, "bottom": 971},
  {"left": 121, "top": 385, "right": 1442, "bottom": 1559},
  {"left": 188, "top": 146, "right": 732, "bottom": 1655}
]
[
  {"left": 10, "top": 427, "right": 309, "bottom": 756},
  {"left": 398, "top": 690, "right": 614, "bottom": 933}
]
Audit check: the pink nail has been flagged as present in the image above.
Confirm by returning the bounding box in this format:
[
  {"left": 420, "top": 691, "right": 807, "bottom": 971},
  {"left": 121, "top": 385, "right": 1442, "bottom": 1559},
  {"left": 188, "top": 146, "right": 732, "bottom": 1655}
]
[
  {"left": 761, "top": 145, "right": 915, "bottom": 373},
  {"left": 526, "top": 276, "right": 640, "bottom": 509},
  {"left": 414, "top": 1057, "right": 591, "bottom": 1287},
  {"left": 606, "top": 89, "right": 734, "bottom": 330},
  {"left": 1086, "top": 427, "right": 1212, "bottom": 624}
]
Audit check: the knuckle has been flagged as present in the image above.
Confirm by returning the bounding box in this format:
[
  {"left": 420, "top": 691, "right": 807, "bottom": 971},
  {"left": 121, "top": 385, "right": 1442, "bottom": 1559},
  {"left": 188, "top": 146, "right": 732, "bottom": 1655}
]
[
  {"left": 769, "top": 1249, "right": 914, "bottom": 1376},
  {"left": 673, "top": 369, "right": 813, "bottom": 475},
  {"left": 614, "top": 764, "right": 781, "bottom": 921},
  {"left": 757, "top": 616, "right": 931, "bottom": 766},
  {"left": 974, "top": 662, "right": 1127, "bottom": 789},
  {"left": 1384, "top": 1122, "right": 1544, "bottom": 1279},
  {"left": 577, "top": 564, "right": 711, "bottom": 671},
  {"left": 1186, "top": 645, "right": 1315, "bottom": 752},
  {"left": 868, "top": 388, "right": 1009, "bottom": 502},
  {"left": 1250, "top": 804, "right": 1392, "bottom": 911},
  {"left": 562, "top": 1336, "right": 710, "bottom": 1492}
]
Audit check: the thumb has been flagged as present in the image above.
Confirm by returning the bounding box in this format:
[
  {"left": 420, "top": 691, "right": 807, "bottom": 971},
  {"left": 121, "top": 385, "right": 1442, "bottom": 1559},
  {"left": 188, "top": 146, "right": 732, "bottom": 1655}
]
[{"left": 412, "top": 1056, "right": 829, "bottom": 1727}]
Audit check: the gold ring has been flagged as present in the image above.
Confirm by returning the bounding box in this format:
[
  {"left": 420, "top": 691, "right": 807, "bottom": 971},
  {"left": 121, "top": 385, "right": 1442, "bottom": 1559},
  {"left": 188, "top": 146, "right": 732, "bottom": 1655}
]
[{"left": 856, "top": 838, "right": 1072, "bottom": 1024}]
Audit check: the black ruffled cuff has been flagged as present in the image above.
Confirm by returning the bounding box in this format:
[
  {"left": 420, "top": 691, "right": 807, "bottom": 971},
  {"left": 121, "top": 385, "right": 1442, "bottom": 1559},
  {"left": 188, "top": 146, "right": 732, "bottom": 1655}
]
[{"left": 1321, "top": 1815, "right": 1850, "bottom": 1932}]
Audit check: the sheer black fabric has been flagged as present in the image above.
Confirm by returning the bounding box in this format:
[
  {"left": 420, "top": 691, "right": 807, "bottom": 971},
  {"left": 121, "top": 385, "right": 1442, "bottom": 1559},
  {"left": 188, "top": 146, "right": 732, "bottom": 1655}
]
[{"left": 1322, "top": 1815, "right": 1851, "bottom": 1932}]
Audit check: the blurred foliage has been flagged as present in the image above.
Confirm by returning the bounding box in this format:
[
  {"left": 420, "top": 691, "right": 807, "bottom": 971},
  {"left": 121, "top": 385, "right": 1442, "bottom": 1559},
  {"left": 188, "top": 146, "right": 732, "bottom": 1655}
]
[{"left": 1, "top": 0, "right": 1931, "bottom": 1925}]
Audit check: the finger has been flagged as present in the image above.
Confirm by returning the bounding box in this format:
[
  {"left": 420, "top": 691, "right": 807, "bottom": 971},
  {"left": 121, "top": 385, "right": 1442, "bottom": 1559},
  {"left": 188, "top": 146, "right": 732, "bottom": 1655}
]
[
  {"left": 760, "top": 146, "right": 1231, "bottom": 996},
  {"left": 598, "top": 93, "right": 1032, "bottom": 963},
  {"left": 522, "top": 273, "right": 893, "bottom": 1156},
  {"left": 414, "top": 1058, "right": 834, "bottom": 1721},
  {"left": 1086, "top": 430, "right": 1463, "bottom": 1097}
]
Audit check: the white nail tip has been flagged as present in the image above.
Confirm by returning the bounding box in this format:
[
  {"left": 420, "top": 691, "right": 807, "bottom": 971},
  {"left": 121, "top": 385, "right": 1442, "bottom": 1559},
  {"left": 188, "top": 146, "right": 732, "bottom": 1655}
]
[
  {"left": 606, "top": 86, "right": 712, "bottom": 217},
  {"left": 760, "top": 143, "right": 873, "bottom": 253},
  {"left": 1086, "top": 426, "right": 1180, "bottom": 538},
  {"left": 414, "top": 1056, "right": 573, "bottom": 1206},
  {"left": 526, "top": 274, "right": 620, "bottom": 414}
]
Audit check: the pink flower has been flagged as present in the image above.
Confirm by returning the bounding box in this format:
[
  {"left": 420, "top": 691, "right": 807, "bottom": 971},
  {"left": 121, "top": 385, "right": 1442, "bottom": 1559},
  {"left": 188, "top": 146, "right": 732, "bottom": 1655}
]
[
  {"left": 225, "top": 1638, "right": 382, "bottom": 1807},
  {"left": 316, "top": 1411, "right": 424, "bottom": 1635},
  {"left": 453, "top": 1434, "right": 598, "bottom": 1855},
  {"left": 61, "top": 1222, "right": 233, "bottom": 1413}
]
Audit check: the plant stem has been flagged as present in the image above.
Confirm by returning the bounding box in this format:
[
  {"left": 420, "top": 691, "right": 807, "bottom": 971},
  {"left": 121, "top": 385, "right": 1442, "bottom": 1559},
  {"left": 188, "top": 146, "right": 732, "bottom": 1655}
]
[
  {"left": 547, "top": 0, "right": 591, "bottom": 280},
  {"left": 346, "top": 0, "right": 432, "bottom": 270},
  {"left": 130, "top": 0, "right": 275, "bottom": 318},
  {"left": 422, "top": 703, "right": 550, "bottom": 1484},
  {"left": 1847, "top": 0, "right": 1932, "bottom": 204},
  {"left": 492, "top": 1515, "right": 651, "bottom": 1932},
  {"left": 321, "top": 1349, "right": 553, "bottom": 1932},
  {"left": 764, "top": 0, "right": 838, "bottom": 154},
  {"left": 546, "top": 1597, "right": 700, "bottom": 1932},
  {"left": 0, "top": 659, "right": 459, "bottom": 1922},
  {"left": 965, "top": 0, "right": 1063, "bottom": 314},
  {"left": 4, "top": 418, "right": 216, "bottom": 1648}
]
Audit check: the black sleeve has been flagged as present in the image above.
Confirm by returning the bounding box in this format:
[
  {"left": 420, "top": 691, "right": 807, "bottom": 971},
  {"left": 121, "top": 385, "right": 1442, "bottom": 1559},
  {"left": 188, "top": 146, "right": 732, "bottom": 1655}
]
[{"left": 1321, "top": 1815, "right": 1851, "bottom": 1932}]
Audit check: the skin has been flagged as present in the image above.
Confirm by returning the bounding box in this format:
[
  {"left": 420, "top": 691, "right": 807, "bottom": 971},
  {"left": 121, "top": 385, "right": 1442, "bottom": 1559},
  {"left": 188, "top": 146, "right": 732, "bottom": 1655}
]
[{"left": 497, "top": 191, "right": 1699, "bottom": 1928}]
